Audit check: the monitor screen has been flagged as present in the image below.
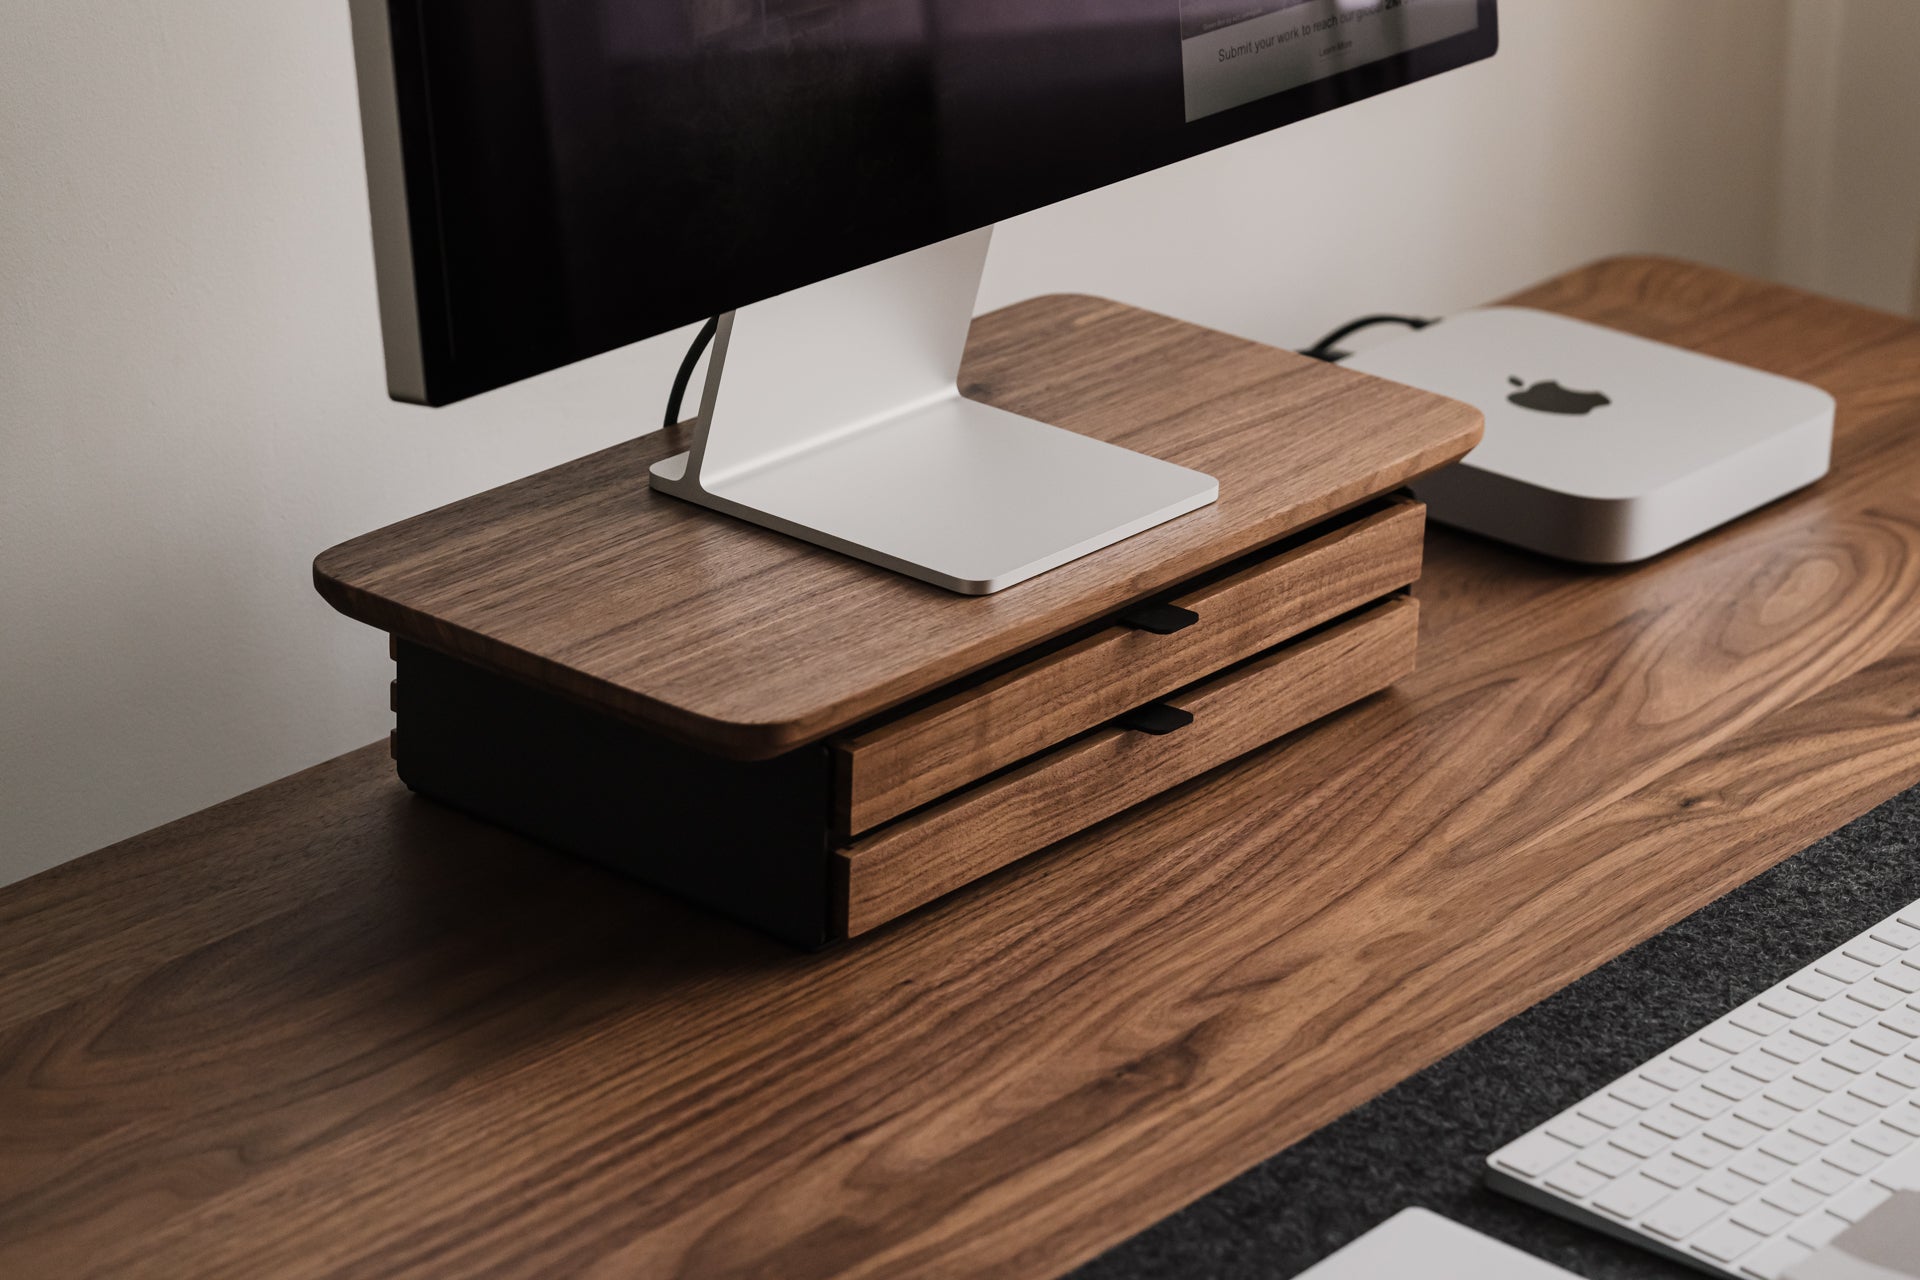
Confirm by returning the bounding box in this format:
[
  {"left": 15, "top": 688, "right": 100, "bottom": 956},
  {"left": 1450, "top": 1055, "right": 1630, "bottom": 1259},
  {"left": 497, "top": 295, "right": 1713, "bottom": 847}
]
[{"left": 362, "top": 0, "right": 1498, "bottom": 404}]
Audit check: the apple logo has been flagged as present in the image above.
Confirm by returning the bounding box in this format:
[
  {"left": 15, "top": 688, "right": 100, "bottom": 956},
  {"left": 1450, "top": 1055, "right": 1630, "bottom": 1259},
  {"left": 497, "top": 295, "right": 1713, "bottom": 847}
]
[{"left": 1508, "top": 376, "right": 1611, "bottom": 416}]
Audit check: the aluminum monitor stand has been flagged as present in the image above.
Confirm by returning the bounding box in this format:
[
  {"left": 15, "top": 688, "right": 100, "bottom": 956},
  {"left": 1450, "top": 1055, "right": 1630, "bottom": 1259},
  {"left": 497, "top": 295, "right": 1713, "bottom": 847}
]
[{"left": 649, "top": 229, "right": 1218, "bottom": 595}]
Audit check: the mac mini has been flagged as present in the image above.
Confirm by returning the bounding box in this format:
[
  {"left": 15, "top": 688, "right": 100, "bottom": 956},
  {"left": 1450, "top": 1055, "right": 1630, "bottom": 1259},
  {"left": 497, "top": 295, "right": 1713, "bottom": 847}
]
[{"left": 1341, "top": 307, "right": 1835, "bottom": 563}]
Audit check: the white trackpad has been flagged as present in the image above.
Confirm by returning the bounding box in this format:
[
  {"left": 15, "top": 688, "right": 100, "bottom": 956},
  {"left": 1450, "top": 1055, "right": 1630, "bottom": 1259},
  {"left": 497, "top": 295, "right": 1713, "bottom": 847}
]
[
  {"left": 1298, "top": 1209, "right": 1580, "bottom": 1279},
  {"left": 1786, "top": 1190, "right": 1920, "bottom": 1280}
]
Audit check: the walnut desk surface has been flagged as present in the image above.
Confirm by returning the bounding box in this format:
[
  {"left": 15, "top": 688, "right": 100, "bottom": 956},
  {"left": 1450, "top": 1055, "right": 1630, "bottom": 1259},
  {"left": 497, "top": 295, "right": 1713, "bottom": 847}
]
[{"left": 7, "top": 258, "right": 1920, "bottom": 1279}]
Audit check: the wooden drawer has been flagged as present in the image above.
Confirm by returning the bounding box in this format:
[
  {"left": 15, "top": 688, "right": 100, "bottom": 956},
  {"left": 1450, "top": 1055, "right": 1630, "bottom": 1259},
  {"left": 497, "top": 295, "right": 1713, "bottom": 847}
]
[
  {"left": 833, "top": 497, "right": 1426, "bottom": 835},
  {"left": 833, "top": 595, "right": 1419, "bottom": 936}
]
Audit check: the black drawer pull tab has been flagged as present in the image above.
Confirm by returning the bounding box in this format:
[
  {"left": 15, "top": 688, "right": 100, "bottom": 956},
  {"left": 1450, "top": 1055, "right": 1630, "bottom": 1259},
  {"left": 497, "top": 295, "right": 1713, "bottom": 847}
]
[
  {"left": 1119, "top": 603, "right": 1199, "bottom": 635},
  {"left": 1116, "top": 703, "right": 1194, "bottom": 736}
]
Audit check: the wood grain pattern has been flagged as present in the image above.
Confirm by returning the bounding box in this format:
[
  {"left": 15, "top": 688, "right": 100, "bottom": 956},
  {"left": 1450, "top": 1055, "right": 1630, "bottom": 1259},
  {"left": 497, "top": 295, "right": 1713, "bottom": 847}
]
[
  {"left": 835, "top": 497, "right": 1426, "bottom": 834},
  {"left": 5, "top": 259, "right": 1920, "bottom": 1280},
  {"left": 313, "top": 298, "right": 1480, "bottom": 759},
  {"left": 838, "top": 597, "right": 1419, "bottom": 934}
]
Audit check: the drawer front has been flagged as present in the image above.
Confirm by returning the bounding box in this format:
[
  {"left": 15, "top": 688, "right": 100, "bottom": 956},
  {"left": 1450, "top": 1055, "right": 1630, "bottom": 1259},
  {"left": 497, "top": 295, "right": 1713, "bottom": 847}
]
[
  {"left": 834, "top": 596, "right": 1419, "bottom": 937},
  {"left": 834, "top": 498, "right": 1425, "bottom": 835}
]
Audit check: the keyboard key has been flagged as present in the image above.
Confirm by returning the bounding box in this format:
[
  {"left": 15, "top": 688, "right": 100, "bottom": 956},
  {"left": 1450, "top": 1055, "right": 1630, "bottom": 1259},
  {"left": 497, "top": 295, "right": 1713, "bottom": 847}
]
[
  {"left": 1870, "top": 1143, "right": 1920, "bottom": 1190},
  {"left": 1760, "top": 1132, "right": 1820, "bottom": 1165},
  {"left": 1790, "top": 1112, "right": 1852, "bottom": 1145},
  {"left": 1592, "top": 1173, "right": 1669, "bottom": 1220},
  {"left": 1546, "top": 1114, "right": 1610, "bottom": 1147},
  {"left": 1870, "top": 921, "right": 1920, "bottom": 950},
  {"left": 1855, "top": 1025, "right": 1910, "bottom": 1055},
  {"left": 1793, "top": 1161, "right": 1854, "bottom": 1195},
  {"left": 1732, "top": 1005, "right": 1791, "bottom": 1036},
  {"left": 1703, "top": 1023, "right": 1762, "bottom": 1055},
  {"left": 1642, "top": 1153, "right": 1701, "bottom": 1188},
  {"left": 1766, "top": 1079, "right": 1825, "bottom": 1111},
  {"left": 1882, "top": 1007, "right": 1920, "bottom": 1038},
  {"left": 1827, "top": 1043, "right": 1885, "bottom": 1074},
  {"left": 1673, "top": 1041, "right": 1732, "bottom": 1073},
  {"left": 1692, "top": 1218, "right": 1765, "bottom": 1264},
  {"left": 1644, "top": 1059, "right": 1699, "bottom": 1090},
  {"left": 1734, "top": 1098, "right": 1795, "bottom": 1129},
  {"left": 1644, "top": 1187, "right": 1728, "bottom": 1239},
  {"left": 1612, "top": 1125, "right": 1668, "bottom": 1158},
  {"left": 1853, "top": 1122, "right": 1914, "bottom": 1157},
  {"left": 1730, "top": 1198, "right": 1793, "bottom": 1236},
  {"left": 1839, "top": 998, "right": 1887, "bottom": 1027},
  {"left": 1732, "top": 1050, "right": 1791, "bottom": 1083},
  {"left": 1703, "top": 1069, "right": 1762, "bottom": 1102},
  {"left": 1762, "top": 1179, "right": 1824, "bottom": 1214},
  {"left": 1761, "top": 1033, "right": 1819, "bottom": 1064},
  {"left": 1823, "top": 999, "right": 1875, "bottom": 1029},
  {"left": 1643, "top": 1106, "right": 1699, "bottom": 1139},
  {"left": 1789, "top": 1014, "right": 1848, "bottom": 1046},
  {"left": 1787, "top": 972, "right": 1847, "bottom": 1001},
  {"left": 1760, "top": 989, "right": 1819, "bottom": 1019},
  {"left": 1704, "top": 1116, "right": 1766, "bottom": 1148},
  {"left": 1798, "top": 1061, "right": 1856, "bottom": 1092},
  {"left": 1848, "top": 981, "right": 1904, "bottom": 1011},
  {"left": 1846, "top": 938, "right": 1900, "bottom": 967},
  {"left": 1577, "top": 1096, "right": 1639, "bottom": 1128},
  {"left": 1879, "top": 1056, "right": 1920, "bottom": 1088},
  {"left": 1818, "top": 1094, "right": 1881, "bottom": 1127},
  {"left": 1579, "top": 1143, "right": 1640, "bottom": 1176},
  {"left": 1546, "top": 1162, "right": 1612, "bottom": 1199},
  {"left": 1611, "top": 1077, "right": 1670, "bottom": 1109},
  {"left": 1850, "top": 1074, "right": 1909, "bottom": 1107},
  {"left": 1699, "top": 1168, "right": 1762, "bottom": 1203},
  {"left": 1729, "top": 1149, "right": 1790, "bottom": 1185},
  {"left": 1825, "top": 1141, "right": 1885, "bottom": 1175},
  {"left": 1742, "top": 1237, "right": 1814, "bottom": 1280},
  {"left": 1673, "top": 1089, "right": 1731, "bottom": 1121},
  {"left": 1828, "top": 1180, "right": 1891, "bottom": 1222},
  {"left": 1818, "top": 954, "right": 1876, "bottom": 984},
  {"left": 1873, "top": 965, "right": 1920, "bottom": 995},
  {"left": 1788, "top": 1211, "right": 1849, "bottom": 1250},
  {"left": 1881, "top": 1104, "right": 1920, "bottom": 1137},
  {"left": 1493, "top": 1131, "right": 1579, "bottom": 1177},
  {"left": 1673, "top": 1134, "right": 1736, "bottom": 1168}
]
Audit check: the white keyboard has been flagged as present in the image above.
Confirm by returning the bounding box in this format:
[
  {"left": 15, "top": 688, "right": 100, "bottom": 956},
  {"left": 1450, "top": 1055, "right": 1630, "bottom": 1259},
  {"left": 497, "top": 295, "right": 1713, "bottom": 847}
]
[{"left": 1488, "top": 897, "right": 1920, "bottom": 1279}]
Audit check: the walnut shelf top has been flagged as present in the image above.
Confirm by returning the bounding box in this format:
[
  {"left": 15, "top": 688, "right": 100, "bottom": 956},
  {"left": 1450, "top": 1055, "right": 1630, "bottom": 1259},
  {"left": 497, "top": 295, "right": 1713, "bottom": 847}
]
[{"left": 313, "top": 295, "right": 1482, "bottom": 758}]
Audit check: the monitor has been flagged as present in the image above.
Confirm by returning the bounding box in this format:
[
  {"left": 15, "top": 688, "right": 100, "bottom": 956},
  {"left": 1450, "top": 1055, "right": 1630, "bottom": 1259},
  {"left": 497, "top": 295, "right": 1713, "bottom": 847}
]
[{"left": 349, "top": 0, "right": 1499, "bottom": 592}]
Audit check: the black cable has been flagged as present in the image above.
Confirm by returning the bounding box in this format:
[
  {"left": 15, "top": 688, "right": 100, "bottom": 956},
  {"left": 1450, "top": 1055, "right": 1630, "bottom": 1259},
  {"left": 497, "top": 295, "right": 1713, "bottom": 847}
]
[
  {"left": 667, "top": 309, "right": 1428, "bottom": 425},
  {"left": 663, "top": 316, "right": 721, "bottom": 428},
  {"left": 1300, "top": 313, "right": 1435, "bottom": 364}
]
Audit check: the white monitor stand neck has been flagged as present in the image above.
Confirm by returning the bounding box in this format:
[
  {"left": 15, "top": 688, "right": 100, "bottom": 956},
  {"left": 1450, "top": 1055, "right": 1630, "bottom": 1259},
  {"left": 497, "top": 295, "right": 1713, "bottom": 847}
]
[{"left": 649, "top": 228, "right": 1218, "bottom": 595}]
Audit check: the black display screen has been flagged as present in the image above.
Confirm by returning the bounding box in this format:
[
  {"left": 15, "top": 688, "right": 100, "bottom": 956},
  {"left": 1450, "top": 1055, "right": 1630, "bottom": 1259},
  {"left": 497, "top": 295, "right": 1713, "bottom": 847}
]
[{"left": 373, "top": 0, "right": 1498, "bottom": 403}]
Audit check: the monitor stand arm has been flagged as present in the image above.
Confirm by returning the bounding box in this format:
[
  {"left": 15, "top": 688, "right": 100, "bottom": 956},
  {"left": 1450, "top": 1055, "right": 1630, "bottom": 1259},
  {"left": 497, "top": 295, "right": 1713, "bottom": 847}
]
[{"left": 649, "top": 228, "right": 1218, "bottom": 595}]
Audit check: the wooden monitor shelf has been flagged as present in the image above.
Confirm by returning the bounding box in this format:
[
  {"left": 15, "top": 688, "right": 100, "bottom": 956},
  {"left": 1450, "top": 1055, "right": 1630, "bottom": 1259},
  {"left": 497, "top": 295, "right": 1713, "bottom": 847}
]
[{"left": 314, "top": 296, "right": 1482, "bottom": 943}]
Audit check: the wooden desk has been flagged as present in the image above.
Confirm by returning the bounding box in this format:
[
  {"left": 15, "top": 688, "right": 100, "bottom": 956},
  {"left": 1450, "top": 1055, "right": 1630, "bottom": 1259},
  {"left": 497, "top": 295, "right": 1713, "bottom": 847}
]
[{"left": 5, "top": 258, "right": 1920, "bottom": 1279}]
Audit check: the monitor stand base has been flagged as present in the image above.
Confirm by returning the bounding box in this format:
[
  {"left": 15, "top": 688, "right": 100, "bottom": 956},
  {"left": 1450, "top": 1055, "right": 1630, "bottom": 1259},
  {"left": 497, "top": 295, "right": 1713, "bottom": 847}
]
[{"left": 649, "top": 229, "right": 1218, "bottom": 595}]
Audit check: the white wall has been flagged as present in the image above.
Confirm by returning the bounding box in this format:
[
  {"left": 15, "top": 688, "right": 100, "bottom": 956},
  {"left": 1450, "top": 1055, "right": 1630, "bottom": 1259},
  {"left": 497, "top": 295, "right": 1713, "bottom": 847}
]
[
  {"left": 1772, "top": 0, "right": 1920, "bottom": 315},
  {"left": 0, "top": 0, "right": 1902, "bottom": 885},
  {"left": 985, "top": 0, "right": 1792, "bottom": 344}
]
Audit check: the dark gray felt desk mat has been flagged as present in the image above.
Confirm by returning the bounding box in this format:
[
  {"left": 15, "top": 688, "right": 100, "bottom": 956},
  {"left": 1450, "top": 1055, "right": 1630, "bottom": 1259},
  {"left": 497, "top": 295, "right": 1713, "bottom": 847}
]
[{"left": 1074, "top": 783, "right": 1920, "bottom": 1280}]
